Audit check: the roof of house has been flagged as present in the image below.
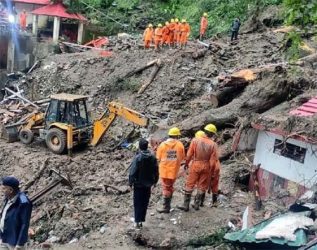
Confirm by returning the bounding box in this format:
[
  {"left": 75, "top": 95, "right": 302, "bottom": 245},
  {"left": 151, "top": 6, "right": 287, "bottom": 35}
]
[
  {"left": 32, "top": 3, "right": 87, "bottom": 21},
  {"left": 12, "top": 0, "right": 50, "bottom": 5},
  {"left": 290, "top": 97, "right": 317, "bottom": 117},
  {"left": 252, "top": 92, "right": 317, "bottom": 144}
]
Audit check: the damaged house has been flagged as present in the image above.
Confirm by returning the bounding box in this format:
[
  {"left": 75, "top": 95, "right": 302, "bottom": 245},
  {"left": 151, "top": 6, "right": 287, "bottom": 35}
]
[{"left": 249, "top": 96, "right": 317, "bottom": 204}]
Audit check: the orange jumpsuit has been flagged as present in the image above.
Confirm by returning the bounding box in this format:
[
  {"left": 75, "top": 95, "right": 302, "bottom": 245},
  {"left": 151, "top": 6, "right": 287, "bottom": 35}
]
[
  {"left": 143, "top": 27, "right": 153, "bottom": 48},
  {"left": 154, "top": 27, "right": 163, "bottom": 49},
  {"left": 168, "top": 22, "right": 175, "bottom": 45},
  {"left": 180, "top": 23, "right": 190, "bottom": 45},
  {"left": 185, "top": 136, "right": 220, "bottom": 193},
  {"left": 174, "top": 22, "right": 181, "bottom": 45},
  {"left": 162, "top": 25, "right": 170, "bottom": 45},
  {"left": 19, "top": 12, "right": 27, "bottom": 30},
  {"left": 157, "top": 138, "right": 185, "bottom": 197},
  {"left": 200, "top": 16, "right": 208, "bottom": 36}
]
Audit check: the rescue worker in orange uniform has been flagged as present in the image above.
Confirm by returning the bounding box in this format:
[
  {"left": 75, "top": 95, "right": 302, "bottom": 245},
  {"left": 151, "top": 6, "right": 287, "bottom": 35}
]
[
  {"left": 177, "top": 124, "right": 220, "bottom": 211},
  {"left": 143, "top": 24, "right": 154, "bottom": 49},
  {"left": 154, "top": 23, "right": 163, "bottom": 51},
  {"left": 19, "top": 9, "right": 27, "bottom": 31},
  {"left": 179, "top": 19, "right": 190, "bottom": 48},
  {"left": 174, "top": 18, "right": 181, "bottom": 48},
  {"left": 156, "top": 127, "right": 185, "bottom": 213},
  {"left": 200, "top": 12, "right": 208, "bottom": 40},
  {"left": 168, "top": 19, "right": 176, "bottom": 47},
  {"left": 162, "top": 21, "right": 170, "bottom": 47}
]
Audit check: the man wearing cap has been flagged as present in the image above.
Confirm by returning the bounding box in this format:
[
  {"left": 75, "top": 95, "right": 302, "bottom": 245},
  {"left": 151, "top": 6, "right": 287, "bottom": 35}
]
[
  {"left": 129, "top": 138, "right": 159, "bottom": 229},
  {"left": 0, "top": 176, "right": 32, "bottom": 249},
  {"left": 156, "top": 127, "right": 185, "bottom": 213},
  {"left": 178, "top": 124, "right": 220, "bottom": 211}
]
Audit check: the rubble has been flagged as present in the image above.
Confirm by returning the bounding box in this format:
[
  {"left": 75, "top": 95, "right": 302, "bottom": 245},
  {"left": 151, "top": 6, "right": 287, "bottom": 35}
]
[{"left": 0, "top": 20, "right": 316, "bottom": 249}]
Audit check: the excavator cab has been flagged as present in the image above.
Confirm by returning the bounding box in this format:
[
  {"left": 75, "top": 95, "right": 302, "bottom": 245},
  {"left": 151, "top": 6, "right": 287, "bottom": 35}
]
[{"left": 45, "top": 94, "right": 90, "bottom": 128}]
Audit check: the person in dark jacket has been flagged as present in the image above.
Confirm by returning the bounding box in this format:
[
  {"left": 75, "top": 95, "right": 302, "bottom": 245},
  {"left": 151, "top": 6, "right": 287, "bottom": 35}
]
[
  {"left": 231, "top": 17, "right": 241, "bottom": 41},
  {"left": 0, "top": 176, "right": 32, "bottom": 249},
  {"left": 129, "top": 138, "right": 158, "bottom": 229}
]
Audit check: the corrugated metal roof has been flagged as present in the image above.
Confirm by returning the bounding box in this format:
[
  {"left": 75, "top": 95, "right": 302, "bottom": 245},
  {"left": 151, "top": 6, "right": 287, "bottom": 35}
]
[{"left": 290, "top": 97, "right": 317, "bottom": 117}]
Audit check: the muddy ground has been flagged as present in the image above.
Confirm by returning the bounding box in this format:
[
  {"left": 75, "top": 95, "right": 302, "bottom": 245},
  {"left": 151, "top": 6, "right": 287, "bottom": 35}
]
[{"left": 0, "top": 21, "right": 317, "bottom": 249}]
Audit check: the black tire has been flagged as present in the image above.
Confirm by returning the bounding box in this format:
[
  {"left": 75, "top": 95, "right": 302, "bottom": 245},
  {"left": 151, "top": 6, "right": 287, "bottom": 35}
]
[
  {"left": 45, "top": 128, "right": 66, "bottom": 154},
  {"left": 19, "top": 129, "right": 34, "bottom": 144}
]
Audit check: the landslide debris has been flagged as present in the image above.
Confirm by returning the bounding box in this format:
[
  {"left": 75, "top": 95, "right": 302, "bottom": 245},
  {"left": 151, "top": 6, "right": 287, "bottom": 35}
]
[{"left": 0, "top": 24, "right": 316, "bottom": 249}]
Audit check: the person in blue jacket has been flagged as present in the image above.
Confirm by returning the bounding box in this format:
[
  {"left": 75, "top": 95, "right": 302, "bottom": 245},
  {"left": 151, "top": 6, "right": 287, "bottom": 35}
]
[
  {"left": 129, "top": 138, "right": 158, "bottom": 229},
  {"left": 231, "top": 17, "right": 241, "bottom": 41},
  {"left": 0, "top": 176, "right": 32, "bottom": 249}
]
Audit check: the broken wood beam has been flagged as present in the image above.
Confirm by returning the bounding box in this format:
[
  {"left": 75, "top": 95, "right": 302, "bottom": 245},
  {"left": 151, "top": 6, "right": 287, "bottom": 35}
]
[
  {"left": 104, "top": 184, "right": 130, "bottom": 194},
  {"left": 125, "top": 59, "right": 160, "bottom": 78},
  {"left": 138, "top": 59, "right": 162, "bottom": 94},
  {"left": 4, "top": 88, "right": 39, "bottom": 108},
  {"left": 61, "top": 42, "right": 109, "bottom": 52}
]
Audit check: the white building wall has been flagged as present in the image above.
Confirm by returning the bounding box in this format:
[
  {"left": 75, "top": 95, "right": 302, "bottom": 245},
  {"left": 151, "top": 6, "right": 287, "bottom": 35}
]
[
  {"left": 254, "top": 131, "right": 317, "bottom": 188},
  {"left": 15, "top": 3, "right": 47, "bottom": 28}
]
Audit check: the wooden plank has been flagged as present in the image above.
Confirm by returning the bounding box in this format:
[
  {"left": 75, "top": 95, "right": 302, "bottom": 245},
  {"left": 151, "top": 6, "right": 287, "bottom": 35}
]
[{"left": 0, "top": 108, "right": 16, "bottom": 117}]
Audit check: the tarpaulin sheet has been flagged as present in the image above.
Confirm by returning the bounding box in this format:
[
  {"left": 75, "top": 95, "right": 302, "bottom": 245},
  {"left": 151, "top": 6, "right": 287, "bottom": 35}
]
[{"left": 224, "top": 212, "right": 309, "bottom": 247}]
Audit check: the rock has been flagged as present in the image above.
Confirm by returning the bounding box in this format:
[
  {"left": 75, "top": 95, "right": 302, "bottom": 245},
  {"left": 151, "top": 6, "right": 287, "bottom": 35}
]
[
  {"left": 69, "top": 238, "right": 78, "bottom": 244},
  {"left": 40, "top": 242, "right": 53, "bottom": 249},
  {"left": 159, "top": 235, "right": 176, "bottom": 248},
  {"left": 47, "top": 236, "right": 60, "bottom": 243},
  {"left": 100, "top": 225, "right": 107, "bottom": 234}
]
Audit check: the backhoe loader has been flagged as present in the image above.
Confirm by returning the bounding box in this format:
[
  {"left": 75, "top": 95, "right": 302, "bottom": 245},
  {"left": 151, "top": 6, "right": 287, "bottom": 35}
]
[{"left": 3, "top": 93, "right": 148, "bottom": 155}]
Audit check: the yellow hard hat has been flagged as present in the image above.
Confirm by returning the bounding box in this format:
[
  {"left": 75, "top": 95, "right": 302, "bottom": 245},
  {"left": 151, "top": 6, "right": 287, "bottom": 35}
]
[
  {"left": 204, "top": 124, "right": 217, "bottom": 134},
  {"left": 168, "top": 127, "right": 181, "bottom": 136},
  {"left": 171, "top": 18, "right": 175, "bottom": 23},
  {"left": 148, "top": 23, "right": 153, "bottom": 28},
  {"left": 165, "top": 21, "right": 169, "bottom": 25},
  {"left": 175, "top": 18, "right": 179, "bottom": 22},
  {"left": 181, "top": 19, "right": 186, "bottom": 23},
  {"left": 203, "top": 12, "right": 208, "bottom": 17},
  {"left": 195, "top": 130, "right": 205, "bottom": 138},
  {"left": 158, "top": 23, "right": 162, "bottom": 27}
]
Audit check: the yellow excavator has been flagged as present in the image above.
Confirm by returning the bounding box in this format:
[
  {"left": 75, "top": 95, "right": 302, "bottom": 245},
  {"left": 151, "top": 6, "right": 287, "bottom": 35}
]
[{"left": 4, "top": 93, "right": 148, "bottom": 155}]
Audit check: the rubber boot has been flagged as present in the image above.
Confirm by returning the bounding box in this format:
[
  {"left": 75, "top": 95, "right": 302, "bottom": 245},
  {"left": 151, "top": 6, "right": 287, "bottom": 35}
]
[
  {"left": 177, "top": 192, "right": 191, "bottom": 212},
  {"left": 200, "top": 192, "right": 206, "bottom": 207},
  {"left": 212, "top": 193, "right": 218, "bottom": 207},
  {"left": 192, "top": 192, "right": 203, "bottom": 210},
  {"left": 157, "top": 196, "right": 171, "bottom": 213}
]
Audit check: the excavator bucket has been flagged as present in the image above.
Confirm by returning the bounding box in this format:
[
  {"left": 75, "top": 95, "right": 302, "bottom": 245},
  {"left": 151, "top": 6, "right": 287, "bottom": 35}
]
[{"left": 1, "top": 125, "right": 19, "bottom": 142}]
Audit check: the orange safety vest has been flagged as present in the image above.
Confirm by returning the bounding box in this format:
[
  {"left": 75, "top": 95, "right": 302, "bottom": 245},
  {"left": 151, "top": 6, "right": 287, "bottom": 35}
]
[
  {"left": 200, "top": 16, "right": 208, "bottom": 34},
  {"left": 186, "top": 136, "right": 219, "bottom": 171},
  {"left": 156, "top": 138, "right": 185, "bottom": 179},
  {"left": 143, "top": 27, "right": 153, "bottom": 41},
  {"left": 154, "top": 27, "right": 163, "bottom": 41}
]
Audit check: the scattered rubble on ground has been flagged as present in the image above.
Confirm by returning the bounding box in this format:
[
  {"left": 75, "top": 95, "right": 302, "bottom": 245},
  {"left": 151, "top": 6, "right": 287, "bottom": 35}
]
[{"left": 0, "top": 16, "right": 316, "bottom": 249}]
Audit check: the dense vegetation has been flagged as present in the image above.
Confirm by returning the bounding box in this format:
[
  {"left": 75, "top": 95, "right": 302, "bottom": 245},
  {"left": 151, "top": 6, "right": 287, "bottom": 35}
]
[{"left": 69, "top": 0, "right": 316, "bottom": 36}]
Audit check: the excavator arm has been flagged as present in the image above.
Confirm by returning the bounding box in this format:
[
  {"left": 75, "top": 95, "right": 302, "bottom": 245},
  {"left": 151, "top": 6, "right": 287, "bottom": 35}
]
[{"left": 90, "top": 101, "right": 148, "bottom": 146}]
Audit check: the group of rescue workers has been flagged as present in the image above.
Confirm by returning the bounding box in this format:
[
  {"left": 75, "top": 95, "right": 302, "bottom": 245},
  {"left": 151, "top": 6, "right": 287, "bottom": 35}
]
[
  {"left": 143, "top": 12, "right": 241, "bottom": 51},
  {"left": 129, "top": 124, "right": 220, "bottom": 229},
  {"left": 143, "top": 13, "right": 208, "bottom": 50}
]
